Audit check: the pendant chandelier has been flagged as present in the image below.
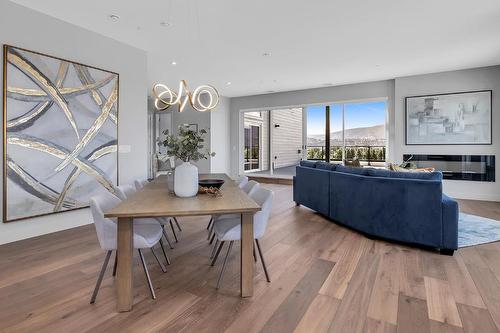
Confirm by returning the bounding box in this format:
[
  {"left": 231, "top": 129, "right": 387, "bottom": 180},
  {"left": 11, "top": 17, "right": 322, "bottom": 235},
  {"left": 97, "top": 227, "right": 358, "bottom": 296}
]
[{"left": 152, "top": 80, "right": 219, "bottom": 112}]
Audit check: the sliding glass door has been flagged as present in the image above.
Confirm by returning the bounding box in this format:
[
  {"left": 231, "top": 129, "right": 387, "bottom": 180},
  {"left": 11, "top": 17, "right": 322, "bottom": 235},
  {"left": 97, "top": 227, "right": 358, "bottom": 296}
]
[
  {"left": 244, "top": 124, "right": 261, "bottom": 171},
  {"left": 306, "top": 105, "right": 327, "bottom": 160},
  {"left": 343, "top": 101, "right": 387, "bottom": 165},
  {"left": 307, "top": 100, "right": 387, "bottom": 165}
]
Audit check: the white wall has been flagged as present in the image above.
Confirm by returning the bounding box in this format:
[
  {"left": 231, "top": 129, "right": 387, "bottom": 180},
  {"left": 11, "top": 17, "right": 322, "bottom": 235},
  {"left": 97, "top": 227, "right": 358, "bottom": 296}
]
[
  {"left": 271, "top": 108, "right": 303, "bottom": 168},
  {"left": 210, "top": 96, "right": 231, "bottom": 174},
  {"left": 0, "top": 2, "right": 148, "bottom": 244},
  {"left": 394, "top": 66, "right": 500, "bottom": 201},
  {"left": 230, "top": 80, "right": 395, "bottom": 177}
]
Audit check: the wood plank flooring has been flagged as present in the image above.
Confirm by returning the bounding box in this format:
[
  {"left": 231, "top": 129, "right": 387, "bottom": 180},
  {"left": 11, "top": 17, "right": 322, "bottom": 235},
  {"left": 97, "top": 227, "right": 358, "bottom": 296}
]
[{"left": 1, "top": 185, "right": 500, "bottom": 332}]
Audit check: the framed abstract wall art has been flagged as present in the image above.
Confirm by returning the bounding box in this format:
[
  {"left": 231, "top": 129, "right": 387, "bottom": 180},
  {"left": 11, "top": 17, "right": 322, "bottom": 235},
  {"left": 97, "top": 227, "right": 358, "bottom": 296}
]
[
  {"left": 405, "top": 90, "right": 492, "bottom": 145},
  {"left": 3, "top": 45, "right": 119, "bottom": 222}
]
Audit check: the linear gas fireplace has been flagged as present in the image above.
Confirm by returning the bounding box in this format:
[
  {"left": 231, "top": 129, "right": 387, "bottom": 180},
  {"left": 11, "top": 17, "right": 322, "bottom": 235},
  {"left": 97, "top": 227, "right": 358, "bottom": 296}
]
[{"left": 403, "top": 154, "right": 495, "bottom": 182}]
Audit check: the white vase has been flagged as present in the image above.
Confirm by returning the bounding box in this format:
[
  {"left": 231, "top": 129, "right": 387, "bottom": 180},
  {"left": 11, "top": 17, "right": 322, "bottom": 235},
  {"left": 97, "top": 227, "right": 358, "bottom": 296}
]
[{"left": 174, "top": 161, "right": 199, "bottom": 197}]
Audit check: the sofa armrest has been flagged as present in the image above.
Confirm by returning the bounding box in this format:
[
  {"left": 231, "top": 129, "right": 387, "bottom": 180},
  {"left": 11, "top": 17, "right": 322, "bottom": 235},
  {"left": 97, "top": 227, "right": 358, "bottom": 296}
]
[
  {"left": 442, "top": 194, "right": 459, "bottom": 250},
  {"left": 294, "top": 166, "right": 331, "bottom": 216}
]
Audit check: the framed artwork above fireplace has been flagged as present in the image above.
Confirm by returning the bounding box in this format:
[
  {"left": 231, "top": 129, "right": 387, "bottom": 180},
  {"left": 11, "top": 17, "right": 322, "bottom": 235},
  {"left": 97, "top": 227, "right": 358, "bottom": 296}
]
[{"left": 405, "top": 90, "right": 492, "bottom": 145}]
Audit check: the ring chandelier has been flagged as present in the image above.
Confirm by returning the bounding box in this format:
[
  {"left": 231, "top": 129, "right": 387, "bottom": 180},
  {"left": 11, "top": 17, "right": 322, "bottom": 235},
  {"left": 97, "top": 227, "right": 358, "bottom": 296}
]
[{"left": 152, "top": 80, "right": 219, "bottom": 112}]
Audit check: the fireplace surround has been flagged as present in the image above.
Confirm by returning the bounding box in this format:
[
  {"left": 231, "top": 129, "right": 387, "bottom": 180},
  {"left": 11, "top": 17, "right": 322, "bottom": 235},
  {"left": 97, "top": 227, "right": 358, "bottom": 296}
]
[{"left": 403, "top": 154, "right": 495, "bottom": 182}]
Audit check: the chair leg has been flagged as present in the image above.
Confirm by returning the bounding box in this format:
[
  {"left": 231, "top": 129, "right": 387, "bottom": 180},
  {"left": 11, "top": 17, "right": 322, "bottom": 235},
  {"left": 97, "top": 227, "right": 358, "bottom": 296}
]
[
  {"left": 207, "top": 223, "right": 214, "bottom": 240},
  {"left": 210, "top": 241, "right": 225, "bottom": 266},
  {"left": 207, "top": 217, "right": 213, "bottom": 230},
  {"left": 159, "top": 239, "right": 171, "bottom": 266},
  {"left": 253, "top": 244, "right": 257, "bottom": 262},
  {"left": 209, "top": 232, "right": 216, "bottom": 245},
  {"left": 90, "top": 250, "right": 113, "bottom": 304},
  {"left": 162, "top": 226, "right": 174, "bottom": 249},
  {"left": 255, "top": 239, "right": 271, "bottom": 283},
  {"left": 151, "top": 246, "right": 167, "bottom": 273},
  {"left": 173, "top": 217, "right": 182, "bottom": 232},
  {"left": 138, "top": 249, "right": 156, "bottom": 299},
  {"left": 211, "top": 239, "right": 219, "bottom": 259},
  {"left": 112, "top": 251, "right": 118, "bottom": 277},
  {"left": 169, "top": 219, "right": 179, "bottom": 243},
  {"left": 216, "top": 241, "right": 234, "bottom": 289}
]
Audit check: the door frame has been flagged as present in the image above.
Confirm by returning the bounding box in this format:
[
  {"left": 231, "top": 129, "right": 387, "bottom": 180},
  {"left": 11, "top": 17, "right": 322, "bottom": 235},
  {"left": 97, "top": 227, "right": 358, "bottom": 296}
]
[{"left": 243, "top": 122, "right": 263, "bottom": 172}]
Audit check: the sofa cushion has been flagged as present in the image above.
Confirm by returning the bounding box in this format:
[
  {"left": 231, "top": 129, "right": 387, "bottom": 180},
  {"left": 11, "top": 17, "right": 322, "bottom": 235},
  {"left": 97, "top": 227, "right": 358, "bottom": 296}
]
[
  {"left": 366, "top": 168, "right": 393, "bottom": 178},
  {"left": 336, "top": 164, "right": 369, "bottom": 176},
  {"left": 316, "top": 161, "right": 337, "bottom": 171},
  {"left": 390, "top": 171, "right": 443, "bottom": 181},
  {"left": 366, "top": 167, "right": 442, "bottom": 181},
  {"left": 300, "top": 160, "right": 317, "bottom": 168}
]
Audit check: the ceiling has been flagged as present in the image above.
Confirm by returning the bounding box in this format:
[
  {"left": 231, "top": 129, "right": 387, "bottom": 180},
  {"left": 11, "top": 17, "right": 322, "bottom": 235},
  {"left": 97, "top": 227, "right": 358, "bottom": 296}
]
[{"left": 10, "top": 0, "right": 500, "bottom": 97}]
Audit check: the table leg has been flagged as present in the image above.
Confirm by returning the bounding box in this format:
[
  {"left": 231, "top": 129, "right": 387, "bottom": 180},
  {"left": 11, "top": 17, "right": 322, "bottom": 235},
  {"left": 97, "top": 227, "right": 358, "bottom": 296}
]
[
  {"left": 241, "top": 212, "right": 254, "bottom": 297},
  {"left": 116, "top": 217, "right": 134, "bottom": 312}
]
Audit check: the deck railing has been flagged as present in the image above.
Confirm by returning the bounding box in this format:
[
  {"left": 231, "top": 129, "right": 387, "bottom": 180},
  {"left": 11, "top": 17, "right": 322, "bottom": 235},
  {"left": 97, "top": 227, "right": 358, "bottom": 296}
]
[{"left": 306, "top": 145, "right": 386, "bottom": 165}]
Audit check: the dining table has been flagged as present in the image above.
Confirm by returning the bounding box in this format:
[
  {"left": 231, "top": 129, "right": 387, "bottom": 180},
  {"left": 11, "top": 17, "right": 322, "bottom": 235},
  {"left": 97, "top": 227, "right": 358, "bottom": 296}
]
[{"left": 104, "top": 173, "right": 261, "bottom": 312}]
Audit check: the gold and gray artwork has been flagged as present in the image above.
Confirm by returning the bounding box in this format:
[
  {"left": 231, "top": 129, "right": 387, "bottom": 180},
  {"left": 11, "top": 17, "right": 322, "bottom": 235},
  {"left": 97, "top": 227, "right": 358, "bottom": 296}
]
[{"left": 3, "top": 45, "right": 118, "bottom": 222}]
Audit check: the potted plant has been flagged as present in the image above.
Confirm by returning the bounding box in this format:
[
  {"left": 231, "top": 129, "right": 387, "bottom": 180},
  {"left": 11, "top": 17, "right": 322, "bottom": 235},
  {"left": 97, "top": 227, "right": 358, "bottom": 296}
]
[{"left": 161, "top": 125, "right": 215, "bottom": 197}]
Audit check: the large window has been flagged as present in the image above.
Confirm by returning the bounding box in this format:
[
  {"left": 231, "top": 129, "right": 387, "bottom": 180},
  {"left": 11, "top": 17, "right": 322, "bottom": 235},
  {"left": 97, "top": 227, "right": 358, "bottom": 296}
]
[
  {"left": 306, "top": 105, "right": 327, "bottom": 160},
  {"left": 307, "top": 100, "right": 387, "bottom": 165}
]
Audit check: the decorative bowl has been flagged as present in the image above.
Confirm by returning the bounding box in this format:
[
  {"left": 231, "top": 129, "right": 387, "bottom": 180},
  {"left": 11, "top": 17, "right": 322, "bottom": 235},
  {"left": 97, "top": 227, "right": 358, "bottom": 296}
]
[{"left": 198, "top": 179, "right": 225, "bottom": 189}]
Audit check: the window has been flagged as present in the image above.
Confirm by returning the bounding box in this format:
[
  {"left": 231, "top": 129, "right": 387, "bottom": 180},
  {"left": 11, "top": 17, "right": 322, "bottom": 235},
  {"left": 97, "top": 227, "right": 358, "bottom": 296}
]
[
  {"left": 306, "top": 105, "right": 327, "bottom": 160},
  {"left": 244, "top": 124, "right": 261, "bottom": 171},
  {"left": 307, "top": 100, "right": 387, "bottom": 165}
]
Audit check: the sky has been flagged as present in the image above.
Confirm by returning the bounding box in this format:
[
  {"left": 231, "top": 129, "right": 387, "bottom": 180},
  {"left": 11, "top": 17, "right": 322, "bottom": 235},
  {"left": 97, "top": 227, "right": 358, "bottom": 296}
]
[{"left": 306, "top": 101, "right": 387, "bottom": 135}]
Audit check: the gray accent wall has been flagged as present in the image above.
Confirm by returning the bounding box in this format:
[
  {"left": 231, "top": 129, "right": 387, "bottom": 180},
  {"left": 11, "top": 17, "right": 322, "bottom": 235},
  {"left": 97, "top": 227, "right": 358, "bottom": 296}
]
[
  {"left": 395, "top": 66, "right": 500, "bottom": 201},
  {"left": 171, "top": 105, "right": 211, "bottom": 173}
]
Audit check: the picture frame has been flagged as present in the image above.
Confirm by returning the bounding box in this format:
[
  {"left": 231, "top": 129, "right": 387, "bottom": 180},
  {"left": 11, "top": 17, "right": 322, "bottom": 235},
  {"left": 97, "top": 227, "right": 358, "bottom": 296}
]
[
  {"left": 405, "top": 90, "right": 492, "bottom": 145},
  {"left": 3, "top": 45, "right": 119, "bottom": 222}
]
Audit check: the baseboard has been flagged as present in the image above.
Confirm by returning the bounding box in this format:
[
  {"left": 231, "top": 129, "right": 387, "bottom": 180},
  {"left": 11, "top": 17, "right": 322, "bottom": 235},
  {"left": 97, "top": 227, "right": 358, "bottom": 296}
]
[
  {"left": 448, "top": 192, "right": 500, "bottom": 202},
  {"left": 247, "top": 176, "right": 293, "bottom": 185}
]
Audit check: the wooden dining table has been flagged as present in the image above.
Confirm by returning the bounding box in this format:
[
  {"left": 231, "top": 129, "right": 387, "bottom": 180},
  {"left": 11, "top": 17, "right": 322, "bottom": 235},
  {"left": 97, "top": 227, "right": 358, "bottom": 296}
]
[{"left": 104, "top": 173, "right": 261, "bottom": 312}]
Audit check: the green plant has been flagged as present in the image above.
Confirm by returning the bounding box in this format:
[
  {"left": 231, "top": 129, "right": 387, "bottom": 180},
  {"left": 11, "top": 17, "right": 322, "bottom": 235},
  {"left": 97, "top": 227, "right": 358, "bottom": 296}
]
[{"left": 161, "top": 125, "right": 215, "bottom": 162}]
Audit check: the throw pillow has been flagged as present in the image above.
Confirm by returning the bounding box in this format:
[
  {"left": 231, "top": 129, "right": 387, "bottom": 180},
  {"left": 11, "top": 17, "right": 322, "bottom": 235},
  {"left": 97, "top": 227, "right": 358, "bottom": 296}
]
[
  {"left": 343, "top": 158, "right": 361, "bottom": 167},
  {"left": 388, "top": 163, "right": 435, "bottom": 173}
]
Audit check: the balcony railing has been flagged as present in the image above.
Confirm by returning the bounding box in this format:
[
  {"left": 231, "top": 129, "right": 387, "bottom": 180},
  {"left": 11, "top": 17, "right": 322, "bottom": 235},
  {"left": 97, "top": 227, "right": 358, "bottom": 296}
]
[{"left": 307, "top": 145, "right": 386, "bottom": 165}]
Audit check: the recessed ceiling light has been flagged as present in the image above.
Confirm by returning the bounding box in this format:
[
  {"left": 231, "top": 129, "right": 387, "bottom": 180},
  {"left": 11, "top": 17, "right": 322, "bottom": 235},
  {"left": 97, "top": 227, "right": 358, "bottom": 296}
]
[
  {"left": 226, "top": 81, "right": 232, "bottom": 85},
  {"left": 160, "top": 21, "right": 172, "bottom": 27},
  {"left": 262, "top": 52, "right": 271, "bottom": 57},
  {"left": 171, "top": 61, "right": 177, "bottom": 66},
  {"left": 109, "top": 14, "right": 120, "bottom": 21}
]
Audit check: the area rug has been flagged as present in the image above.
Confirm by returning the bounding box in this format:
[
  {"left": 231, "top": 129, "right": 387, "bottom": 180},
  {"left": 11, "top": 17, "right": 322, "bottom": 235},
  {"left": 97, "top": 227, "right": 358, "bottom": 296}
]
[{"left": 458, "top": 213, "right": 500, "bottom": 248}]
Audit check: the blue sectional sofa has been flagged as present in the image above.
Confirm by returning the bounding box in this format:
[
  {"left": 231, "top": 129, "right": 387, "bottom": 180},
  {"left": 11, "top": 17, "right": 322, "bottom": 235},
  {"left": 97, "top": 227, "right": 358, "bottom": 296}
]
[{"left": 293, "top": 160, "right": 458, "bottom": 254}]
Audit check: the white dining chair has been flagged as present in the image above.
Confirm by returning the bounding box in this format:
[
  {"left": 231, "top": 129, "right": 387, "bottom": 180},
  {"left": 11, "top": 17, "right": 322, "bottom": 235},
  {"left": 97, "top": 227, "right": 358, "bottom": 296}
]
[
  {"left": 236, "top": 176, "right": 249, "bottom": 188},
  {"left": 134, "top": 179, "right": 148, "bottom": 190},
  {"left": 210, "top": 187, "right": 274, "bottom": 289},
  {"left": 116, "top": 184, "right": 176, "bottom": 256},
  {"left": 134, "top": 179, "right": 183, "bottom": 234},
  {"left": 207, "top": 180, "right": 261, "bottom": 243},
  {"left": 89, "top": 191, "right": 166, "bottom": 303}
]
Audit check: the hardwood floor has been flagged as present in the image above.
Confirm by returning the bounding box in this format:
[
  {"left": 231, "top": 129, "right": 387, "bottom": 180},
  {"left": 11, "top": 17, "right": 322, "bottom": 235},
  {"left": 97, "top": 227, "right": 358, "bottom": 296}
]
[{"left": 1, "top": 184, "right": 500, "bottom": 332}]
